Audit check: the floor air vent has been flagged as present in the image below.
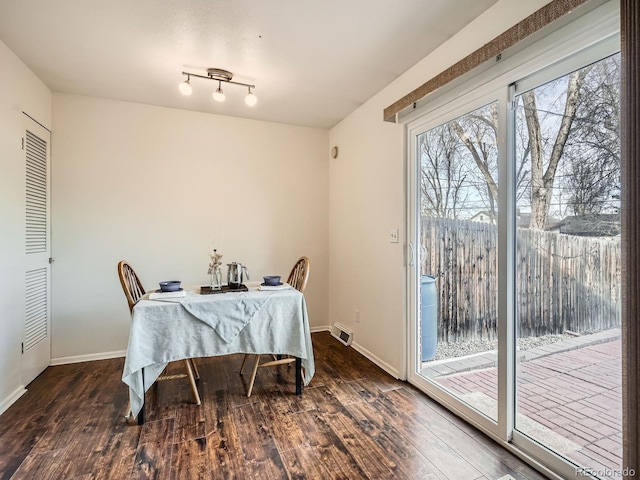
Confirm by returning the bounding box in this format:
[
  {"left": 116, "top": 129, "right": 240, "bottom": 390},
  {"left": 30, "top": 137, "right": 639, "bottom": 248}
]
[{"left": 331, "top": 323, "right": 353, "bottom": 346}]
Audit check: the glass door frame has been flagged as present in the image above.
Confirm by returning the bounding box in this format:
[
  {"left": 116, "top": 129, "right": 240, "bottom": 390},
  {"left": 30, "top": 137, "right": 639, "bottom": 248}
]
[
  {"left": 403, "top": 3, "right": 620, "bottom": 478},
  {"left": 406, "top": 84, "right": 511, "bottom": 442}
]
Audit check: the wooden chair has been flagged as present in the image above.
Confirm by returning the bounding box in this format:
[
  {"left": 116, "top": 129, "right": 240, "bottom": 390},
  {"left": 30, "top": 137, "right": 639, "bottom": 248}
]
[
  {"left": 240, "top": 256, "right": 310, "bottom": 397},
  {"left": 286, "top": 256, "right": 310, "bottom": 292},
  {"left": 117, "top": 261, "right": 201, "bottom": 407}
]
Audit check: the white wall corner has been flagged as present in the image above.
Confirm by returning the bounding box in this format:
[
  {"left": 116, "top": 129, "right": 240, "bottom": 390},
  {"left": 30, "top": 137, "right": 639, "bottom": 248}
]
[
  {"left": 0, "top": 385, "right": 27, "bottom": 416},
  {"left": 310, "top": 325, "right": 331, "bottom": 334}
]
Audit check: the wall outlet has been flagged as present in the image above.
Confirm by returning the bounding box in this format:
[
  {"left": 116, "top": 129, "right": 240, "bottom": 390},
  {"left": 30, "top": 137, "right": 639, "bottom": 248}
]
[
  {"left": 390, "top": 229, "right": 399, "bottom": 243},
  {"left": 355, "top": 309, "right": 360, "bottom": 323}
]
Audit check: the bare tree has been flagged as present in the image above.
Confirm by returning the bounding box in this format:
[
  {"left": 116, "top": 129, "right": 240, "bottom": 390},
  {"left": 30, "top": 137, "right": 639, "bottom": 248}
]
[
  {"left": 451, "top": 102, "right": 531, "bottom": 218},
  {"left": 521, "top": 68, "right": 590, "bottom": 229},
  {"left": 565, "top": 160, "right": 617, "bottom": 215},
  {"left": 420, "top": 54, "right": 619, "bottom": 226},
  {"left": 419, "top": 124, "right": 467, "bottom": 218},
  {"left": 563, "top": 55, "right": 620, "bottom": 215},
  {"left": 450, "top": 103, "right": 499, "bottom": 220}
]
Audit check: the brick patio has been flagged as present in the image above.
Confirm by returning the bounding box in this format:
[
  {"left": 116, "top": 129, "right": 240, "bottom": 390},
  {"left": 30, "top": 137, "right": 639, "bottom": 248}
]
[{"left": 421, "top": 329, "right": 622, "bottom": 480}]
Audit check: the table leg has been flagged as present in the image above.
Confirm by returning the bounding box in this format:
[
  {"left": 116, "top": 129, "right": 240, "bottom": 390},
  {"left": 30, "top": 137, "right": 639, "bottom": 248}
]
[
  {"left": 295, "top": 357, "right": 302, "bottom": 395},
  {"left": 137, "top": 368, "right": 146, "bottom": 425}
]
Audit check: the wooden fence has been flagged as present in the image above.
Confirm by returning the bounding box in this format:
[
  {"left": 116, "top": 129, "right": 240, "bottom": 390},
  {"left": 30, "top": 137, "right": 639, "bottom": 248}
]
[{"left": 420, "top": 217, "right": 621, "bottom": 342}]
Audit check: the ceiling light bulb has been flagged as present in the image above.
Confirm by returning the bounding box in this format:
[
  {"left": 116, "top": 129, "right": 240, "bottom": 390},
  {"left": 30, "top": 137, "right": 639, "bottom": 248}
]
[
  {"left": 179, "top": 79, "right": 192, "bottom": 96},
  {"left": 213, "top": 86, "right": 225, "bottom": 102},
  {"left": 245, "top": 89, "right": 257, "bottom": 106}
]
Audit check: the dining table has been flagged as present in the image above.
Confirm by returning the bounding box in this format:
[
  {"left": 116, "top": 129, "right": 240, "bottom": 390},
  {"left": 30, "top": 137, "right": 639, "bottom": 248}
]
[{"left": 121, "top": 282, "right": 315, "bottom": 424}]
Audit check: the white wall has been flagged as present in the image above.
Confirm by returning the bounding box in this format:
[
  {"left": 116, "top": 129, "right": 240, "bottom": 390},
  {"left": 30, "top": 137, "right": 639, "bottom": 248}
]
[
  {"left": 328, "top": 0, "right": 550, "bottom": 378},
  {"left": 0, "top": 40, "right": 52, "bottom": 411},
  {"left": 51, "top": 94, "right": 329, "bottom": 361}
]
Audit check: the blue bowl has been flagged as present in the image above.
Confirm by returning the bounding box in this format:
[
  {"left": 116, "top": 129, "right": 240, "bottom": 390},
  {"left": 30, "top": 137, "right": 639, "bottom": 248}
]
[
  {"left": 159, "top": 280, "right": 181, "bottom": 292},
  {"left": 263, "top": 276, "right": 281, "bottom": 286}
]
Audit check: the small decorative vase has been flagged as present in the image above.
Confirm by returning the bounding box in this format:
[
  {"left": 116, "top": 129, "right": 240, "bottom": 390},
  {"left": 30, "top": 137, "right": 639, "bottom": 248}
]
[{"left": 210, "top": 265, "right": 222, "bottom": 290}]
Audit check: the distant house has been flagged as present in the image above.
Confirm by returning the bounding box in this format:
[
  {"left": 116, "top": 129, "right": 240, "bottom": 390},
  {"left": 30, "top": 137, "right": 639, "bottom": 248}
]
[
  {"left": 516, "top": 209, "right": 562, "bottom": 231},
  {"left": 557, "top": 213, "right": 621, "bottom": 237},
  {"left": 470, "top": 211, "right": 495, "bottom": 224},
  {"left": 470, "top": 210, "right": 566, "bottom": 230},
  {"left": 517, "top": 213, "right": 532, "bottom": 228},
  {"left": 470, "top": 210, "right": 619, "bottom": 236}
]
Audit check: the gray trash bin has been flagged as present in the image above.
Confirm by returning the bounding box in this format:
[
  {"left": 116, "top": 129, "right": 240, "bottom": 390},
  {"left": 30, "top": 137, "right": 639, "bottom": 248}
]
[{"left": 420, "top": 275, "right": 437, "bottom": 361}]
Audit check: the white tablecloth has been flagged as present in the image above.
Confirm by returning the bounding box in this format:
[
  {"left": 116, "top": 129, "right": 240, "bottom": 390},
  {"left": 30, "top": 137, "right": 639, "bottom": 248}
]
[{"left": 122, "top": 285, "right": 315, "bottom": 417}]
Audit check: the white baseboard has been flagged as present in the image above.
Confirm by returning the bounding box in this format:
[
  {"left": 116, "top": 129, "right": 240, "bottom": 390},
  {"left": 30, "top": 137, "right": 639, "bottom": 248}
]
[
  {"left": 47, "top": 327, "right": 398, "bottom": 383},
  {"left": 310, "top": 325, "right": 331, "bottom": 333},
  {"left": 0, "top": 386, "right": 27, "bottom": 416},
  {"left": 50, "top": 350, "right": 126, "bottom": 366},
  {"left": 351, "top": 341, "right": 401, "bottom": 379},
  {"left": 309, "top": 325, "right": 400, "bottom": 379},
  {"left": 48, "top": 331, "right": 331, "bottom": 365}
]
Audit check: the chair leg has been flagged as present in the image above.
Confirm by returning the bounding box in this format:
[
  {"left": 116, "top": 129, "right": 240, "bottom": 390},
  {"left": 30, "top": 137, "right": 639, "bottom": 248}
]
[
  {"left": 183, "top": 359, "right": 201, "bottom": 405},
  {"left": 125, "top": 400, "right": 133, "bottom": 421},
  {"left": 247, "top": 354, "right": 261, "bottom": 397},
  {"left": 240, "top": 354, "right": 250, "bottom": 375},
  {"left": 189, "top": 358, "right": 200, "bottom": 380}
]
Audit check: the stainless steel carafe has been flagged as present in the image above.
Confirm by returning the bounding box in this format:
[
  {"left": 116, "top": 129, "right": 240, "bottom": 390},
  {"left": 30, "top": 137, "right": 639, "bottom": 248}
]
[{"left": 227, "top": 262, "right": 249, "bottom": 288}]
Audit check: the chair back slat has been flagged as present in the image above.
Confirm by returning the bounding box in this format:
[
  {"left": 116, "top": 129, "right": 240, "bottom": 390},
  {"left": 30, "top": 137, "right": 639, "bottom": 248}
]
[
  {"left": 287, "top": 256, "right": 310, "bottom": 292},
  {"left": 117, "top": 260, "right": 146, "bottom": 313}
]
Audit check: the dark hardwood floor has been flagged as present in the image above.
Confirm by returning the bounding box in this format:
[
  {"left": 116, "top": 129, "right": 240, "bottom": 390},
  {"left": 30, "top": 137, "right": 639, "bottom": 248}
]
[{"left": 0, "top": 332, "right": 548, "bottom": 479}]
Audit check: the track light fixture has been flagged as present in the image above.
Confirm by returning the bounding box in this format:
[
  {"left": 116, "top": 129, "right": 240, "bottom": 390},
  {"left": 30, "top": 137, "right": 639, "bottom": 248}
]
[
  {"left": 179, "top": 74, "right": 193, "bottom": 96},
  {"left": 179, "top": 68, "right": 257, "bottom": 106},
  {"left": 213, "top": 81, "right": 225, "bottom": 102}
]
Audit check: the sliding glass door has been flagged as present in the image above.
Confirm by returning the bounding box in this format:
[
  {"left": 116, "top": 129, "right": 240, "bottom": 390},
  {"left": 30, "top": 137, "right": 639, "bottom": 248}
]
[
  {"left": 512, "top": 53, "right": 622, "bottom": 480},
  {"left": 415, "top": 100, "right": 501, "bottom": 423},
  {"left": 405, "top": 8, "right": 621, "bottom": 477},
  {"left": 406, "top": 88, "right": 508, "bottom": 440}
]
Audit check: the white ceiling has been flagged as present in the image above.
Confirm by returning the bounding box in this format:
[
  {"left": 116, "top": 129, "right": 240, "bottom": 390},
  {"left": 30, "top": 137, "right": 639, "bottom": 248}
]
[{"left": 0, "top": 0, "right": 498, "bottom": 129}]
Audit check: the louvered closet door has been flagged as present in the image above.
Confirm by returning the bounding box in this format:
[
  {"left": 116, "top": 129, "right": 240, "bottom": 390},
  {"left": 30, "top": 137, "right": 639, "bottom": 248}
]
[{"left": 23, "top": 117, "right": 51, "bottom": 386}]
